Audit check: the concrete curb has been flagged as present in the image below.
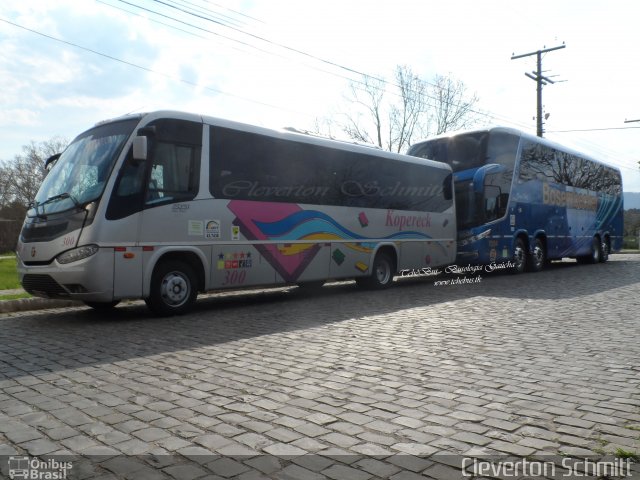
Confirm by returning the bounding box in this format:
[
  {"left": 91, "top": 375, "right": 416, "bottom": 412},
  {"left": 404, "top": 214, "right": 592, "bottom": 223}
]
[{"left": 0, "top": 297, "right": 81, "bottom": 314}]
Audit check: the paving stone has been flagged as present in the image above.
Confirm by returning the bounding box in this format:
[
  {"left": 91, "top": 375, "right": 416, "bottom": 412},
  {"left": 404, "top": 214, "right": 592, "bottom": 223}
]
[
  {"left": 322, "top": 463, "right": 372, "bottom": 480},
  {"left": 217, "top": 441, "right": 260, "bottom": 456},
  {"left": 450, "top": 431, "right": 491, "bottom": 446},
  {"left": 113, "top": 438, "right": 153, "bottom": 455},
  {"left": 481, "top": 417, "right": 521, "bottom": 432},
  {"left": 20, "top": 438, "right": 60, "bottom": 455},
  {"left": 553, "top": 416, "right": 596, "bottom": 429},
  {"left": 486, "top": 440, "right": 535, "bottom": 457},
  {"left": 5, "top": 428, "right": 43, "bottom": 443},
  {"left": 206, "top": 457, "right": 251, "bottom": 477},
  {"left": 262, "top": 442, "right": 307, "bottom": 458},
  {"left": 162, "top": 463, "right": 210, "bottom": 480},
  {"left": 354, "top": 458, "right": 401, "bottom": 478},
  {"left": 193, "top": 433, "right": 234, "bottom": 450},
  {"left": 244, "top": 455, "right": 282, "bottom": 475},
  {"left": 101, "top": 457, "right": 150, "bottom": 477},
  {"left": 291, "top": 436, "right": 328, "bottom": 453},
  {"left": 276, "top": 464, "right": 326, "bottom": 480},
  {"left": 319, "top": 432, "right": 360, "bottom": 448}
]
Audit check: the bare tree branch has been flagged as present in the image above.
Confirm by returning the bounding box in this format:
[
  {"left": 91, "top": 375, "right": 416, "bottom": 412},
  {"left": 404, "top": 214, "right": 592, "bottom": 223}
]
[
  {"left": 0, "top": 136, "right": 68, "bottom": 209},
  {"left": 322, "top": 65, "right": 481, "bottom": 153}
]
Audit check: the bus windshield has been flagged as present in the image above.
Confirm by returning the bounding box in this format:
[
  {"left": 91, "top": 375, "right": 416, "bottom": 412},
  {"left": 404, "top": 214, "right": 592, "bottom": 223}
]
[
  {"left": 409, "top": 130, "right": 520, "bottom": 229},
  {"left": 31, "top": 118, "right": 138, "bottom": 216},
  {"left": 409, "top": 132, "right": 489, "bottom": 172}
]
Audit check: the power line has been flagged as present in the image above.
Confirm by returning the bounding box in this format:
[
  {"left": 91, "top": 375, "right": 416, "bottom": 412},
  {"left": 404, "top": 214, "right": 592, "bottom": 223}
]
[
  {"left": 99, "top": 0, "right": 387, "bottom": 93},
  {"left": 0, "top": 17, "right": 309, "bottom": 116},
  {"left": 109, "top": 0, "right": 534, "bottom": 130},
  {"left": 169, "top": 0, "right": 250, "bottom": 28},
  {"left": 100, "top": 0, "right": 538, "bottom": 133},
  {"left": 547, "top": 126, "right": 640, "bottom": 133},
  {"left": 146, "top": 0, "right": 374, "bottom": 80}
]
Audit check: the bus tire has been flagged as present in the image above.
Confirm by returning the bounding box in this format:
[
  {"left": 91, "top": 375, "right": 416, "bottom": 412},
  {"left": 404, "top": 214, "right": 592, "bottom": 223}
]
[
  {"left": 600, "top": 238, "right": 609, "bottom": 263},
  {"left": 578, "top": 236, "right": 602, "bottom": 264},
  {"left": 590, "top": 236, "right": 602, "bottom": 263},
  {"left": 84, "top": 300, "right": 120, "bottom": 311},
  {"left": 356, "top": 251, "right": 395, "bottom": 289},
  {"left": 146, "top": 260, "right": 197, "bottom": 316},
  {"left": 512, "top": 237, "right": 527, "bottom": 274},
  {"left": 530, "top": 238, "right": 546, "bottom": 272}
]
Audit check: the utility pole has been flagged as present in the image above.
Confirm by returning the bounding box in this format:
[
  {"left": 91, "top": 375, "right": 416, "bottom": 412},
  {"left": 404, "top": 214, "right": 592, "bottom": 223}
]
[{"left": 511, "top": 44, "right": 565, "bottom": 137}]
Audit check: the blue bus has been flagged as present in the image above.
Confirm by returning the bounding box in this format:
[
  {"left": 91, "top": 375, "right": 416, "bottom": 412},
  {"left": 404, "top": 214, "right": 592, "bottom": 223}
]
[{"left": 407, "top": 127, "right": 623, "bottom": 273}]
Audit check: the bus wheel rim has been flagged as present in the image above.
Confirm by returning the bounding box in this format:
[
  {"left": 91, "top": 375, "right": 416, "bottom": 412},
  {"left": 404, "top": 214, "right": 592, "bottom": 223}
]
[
  {"left": 533, "top": 245, "right": 544, "bottom": 268},
  {"left": 375, "top": 261, "right": 390, "bottom": 284},
  {"left": 514, "top": 246, "right": 525, "bottom": 271},
  {"left": 592, "top": 239, "right": 600, "bottom": 262},
  {"left": 160, "top": 272, "right": 190, "bottom": 306}
]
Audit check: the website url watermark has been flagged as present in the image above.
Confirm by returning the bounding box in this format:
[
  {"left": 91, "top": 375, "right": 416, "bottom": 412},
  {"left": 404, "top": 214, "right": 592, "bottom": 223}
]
[{"left": 399, "top": 261, "right": 516, "bottom": 287}]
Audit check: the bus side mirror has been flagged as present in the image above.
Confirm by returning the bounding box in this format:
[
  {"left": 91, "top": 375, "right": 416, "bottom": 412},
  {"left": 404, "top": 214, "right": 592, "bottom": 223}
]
[
  {"left": 473, "top": 163, "right": 505, "bottom": 193},
  {"left": 132, "top": 136, "right": 148, "bottom": 162},
  {"left": 44, "top": 153, "right": 61, "bottom": 171}
]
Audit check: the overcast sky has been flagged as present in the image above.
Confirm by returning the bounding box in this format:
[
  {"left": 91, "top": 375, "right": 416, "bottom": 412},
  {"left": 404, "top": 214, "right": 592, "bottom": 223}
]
[{"left": 1, "top": 0, "right": 639, "bottom": 191}]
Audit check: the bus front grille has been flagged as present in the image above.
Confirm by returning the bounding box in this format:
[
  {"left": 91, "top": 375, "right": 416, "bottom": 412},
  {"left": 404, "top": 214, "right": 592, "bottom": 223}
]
[
  {"left": 22, "top": 274, "right": 69, "bottom": 297},
  {"left": 21, "top": 223, "right": 68, "bottom": 242}
]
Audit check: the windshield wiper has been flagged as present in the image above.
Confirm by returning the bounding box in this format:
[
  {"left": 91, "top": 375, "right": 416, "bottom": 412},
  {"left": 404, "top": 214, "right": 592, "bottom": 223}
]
[
  {"left": 41, "top": 192, "right": 79, "bottom": 208},
  {"left": 32, "top": 192, "right": 80, "bottom": 217}
]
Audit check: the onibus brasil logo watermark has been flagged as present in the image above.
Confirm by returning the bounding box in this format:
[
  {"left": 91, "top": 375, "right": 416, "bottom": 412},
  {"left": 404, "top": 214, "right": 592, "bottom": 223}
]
[
  {"left": 399, "top": 261, "right": 516, "bottom": 287},
  {"left": 8, "top": 456, "right": 72, "bottom": 480}
]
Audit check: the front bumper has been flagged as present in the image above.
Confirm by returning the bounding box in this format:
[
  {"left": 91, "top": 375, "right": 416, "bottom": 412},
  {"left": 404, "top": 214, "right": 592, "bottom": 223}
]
[{"left": 17, "top": 248, "right": 115, "bottom": 302}]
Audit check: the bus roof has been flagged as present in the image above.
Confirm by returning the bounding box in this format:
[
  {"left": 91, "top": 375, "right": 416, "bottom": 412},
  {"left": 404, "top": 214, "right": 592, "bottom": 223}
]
[
  {"left": 410, "top": 126, "right": 621, "bottom": 173},
  {"left": 100, "top": 110, "right": 453, "bottom": 173}
]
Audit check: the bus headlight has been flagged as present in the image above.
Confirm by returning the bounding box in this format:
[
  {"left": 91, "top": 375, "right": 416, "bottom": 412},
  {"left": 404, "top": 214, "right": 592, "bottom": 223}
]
[{"left": 57, "top": 244, "right": 99, "bottom": 264}]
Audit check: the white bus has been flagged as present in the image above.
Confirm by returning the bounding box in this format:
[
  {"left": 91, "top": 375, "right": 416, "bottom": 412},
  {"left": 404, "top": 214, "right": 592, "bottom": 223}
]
[{"left": 17, "top": 111, "right": 456, "bottom": 315}]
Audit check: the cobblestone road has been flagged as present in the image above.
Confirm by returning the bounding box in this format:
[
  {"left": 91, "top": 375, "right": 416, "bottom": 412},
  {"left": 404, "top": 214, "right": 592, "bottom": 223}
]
[{"left": 0, "top": 255, "right": 639, "bottom": 479}]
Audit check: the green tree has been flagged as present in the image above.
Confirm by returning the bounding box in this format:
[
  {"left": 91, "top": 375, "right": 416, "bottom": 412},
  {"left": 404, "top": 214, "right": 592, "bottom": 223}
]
[{"left": 623, "top": 209, "right": 640, "bottom": 249}]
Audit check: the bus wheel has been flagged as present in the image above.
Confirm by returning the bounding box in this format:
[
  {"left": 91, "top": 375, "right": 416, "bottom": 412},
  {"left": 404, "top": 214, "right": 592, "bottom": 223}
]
[
  {"left": 512, "top": 238, "right": 527, "bottom": 274},
  {"left": 590, "top": 236, "right": 602, "bottom": 263},
  {"left": 146, "top": 260, "right": 197, "bottom": 316},
  {"left": 600, "top": 239, "right": 609, "bottom": 263},
  {"left": 357, "top": 251, "right": 395, "bottom": 289},
  {"left": 530, "top": 238, "right": 546, "bottom": 272},
  {"left": 577, "top": 236, "right": 602, "bottom": 264},
  {"left": 84, "top": 300, "right": 120, "bottom": 311}
]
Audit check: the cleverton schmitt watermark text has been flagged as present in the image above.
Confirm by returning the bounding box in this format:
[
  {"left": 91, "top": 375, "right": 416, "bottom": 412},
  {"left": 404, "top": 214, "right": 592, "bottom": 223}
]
[
  {"left": 221, "top": 180, "right": 443, "bottom": 200},
  {"left": 399, "top": 261, "right": 515, "bottom": 287},
  {"left": 462, "top": 457, "right": 634, "bottom": 478}
]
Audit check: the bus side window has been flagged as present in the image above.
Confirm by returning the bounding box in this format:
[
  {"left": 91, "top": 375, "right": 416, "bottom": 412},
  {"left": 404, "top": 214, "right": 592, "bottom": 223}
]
[
  {"left": 145, "top": 142, "right": 199, "bottom": 205},
  {"left": 483, "top": 186, "right": 508, "bottom": 222},
  {"left": 106, "top": 150, "right": 147, "bottom": 220},
  {"left": 497, "top": 193, "right": 509, "bottom": 218}
]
